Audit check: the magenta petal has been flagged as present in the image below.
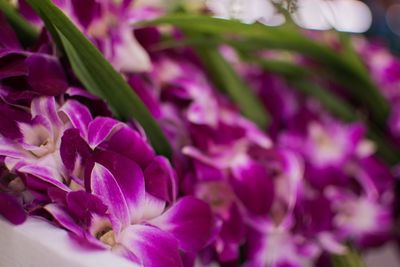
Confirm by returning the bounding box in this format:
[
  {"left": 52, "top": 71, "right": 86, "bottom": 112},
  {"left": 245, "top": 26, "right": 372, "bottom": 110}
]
[
  {"left": 0, "top": 192, "right": 26, "bottom": 225},
  {"left": 220, "top": 203, "right": 246, "bottom": 244},
  {"left": 150, "top": 197, "right": 214, "bottom": 253},
  {"left": 0, "top": 14, "right": 21, "bottom": 49},
  {"left": 0, "top": 135, "right": 25, "bottom": 158},
  {"left": 70, "top": 0, "right": 100, "bottom": 29},
  {"left": 103, "top": 126, "right": 155, "bottom": 168},
  {"left": 66, "top": 191, "right": 107, "bottom": 219},
  {"left": 17, "top": 0, "right": 41, "bottom": 24},
  {"left": 60, "top": 100, "right": 93, "bottom": 138},
  {"left": 60, "top": 128, "right": 92, "bottom": 171},
  {"left": 19, "top": 115, "right": 52, "bottom": 152},
  {"left": 144, "top": 156, "right": 177, "bottom": 202},
  {"left": 120, "top": 224, "right": 183, "bottom": 267},
  {"left": 66, "top": 87, "right": 98, "bottom": 100},
  {"left": 0, "top": 54, "right": 27, "bottom": 79},
  {"left": 113, "top": 245, "right": 140, "bottom": 264},
  {"left": 0, "top": 103, "right": 30, "bottom": 139},
  {"left": 232, "top": 161, "right": 274, "bottom": 217},
  {"left": 128, "top": 75, "right": 162, "bottom": 118},
  {"left": 90, "top": 163, "right": 130, "bottom": 232},
  {"left": 31, "top": 97, "right": 61, "bottom": 127},
  {"left": 18, "top": 164, "right": 70, "bottom": 191},
  {"left": 87, "top": 117, "right": 121, "bottom": 149},
  {"left": 66, "top": 87, "right": 113, "bottom": 117},
  {"left": 26, "top": 54, "right": 68, "bottom": 96},
  {"left": 93, "top": 150, "right": 145, "bottom": 223},
  {"left": 45, "top": 203, "right": 83, "bottom": 236}
]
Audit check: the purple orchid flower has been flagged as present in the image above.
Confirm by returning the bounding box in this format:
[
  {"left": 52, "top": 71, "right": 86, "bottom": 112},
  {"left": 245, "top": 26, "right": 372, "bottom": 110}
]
[
  {"left": 0, "top": 91, "right": 216, "bottom": 266},
  {"left": 0, "top": 191, "right": 27, "bottom": 225},
  {"left": 279, "top": 118, "right": 371, "bottom": 170},
  {"left": 18, "top": 0, "right": 154, "bottom": 72},
  {"left": 44, "top": 159, "right": 215, "bottom": 267},
  {"left": 133, "top": 54, "right": 312, "bottom": 264},
  {"left": 355, "top": 39, "right": 400, "bottom": 141},
  {"left": 245, "top": 224, "right": 319, "bottom": 267},
  {"left": 214, "top": 41, "right": 396, "bottom": 264},
  {"left": 0, "top": 14, "right": 68, "bottom": 99},
  {"left": 0, "top": 96, "right": 94, "bottom": 191}
]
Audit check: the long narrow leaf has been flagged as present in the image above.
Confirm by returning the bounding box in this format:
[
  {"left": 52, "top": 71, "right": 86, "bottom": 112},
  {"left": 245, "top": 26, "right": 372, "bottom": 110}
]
[
  {"left": 141, "top": 14, "right": 389, "bottom": 129},
  {"left": 26, "top": 0, "right": 171, "bottom": 157},
  {"left": 0, "top": 0, "right": 39, "bottom": 46},
  {"left": 196, "top": 46, "right": 269, "bottom": 128},
  {"left": 255, "top": 59, "right": 399, "bottom": 164},
  {"left": 331, "top": 248, "right": 365, "bottom": 267}
]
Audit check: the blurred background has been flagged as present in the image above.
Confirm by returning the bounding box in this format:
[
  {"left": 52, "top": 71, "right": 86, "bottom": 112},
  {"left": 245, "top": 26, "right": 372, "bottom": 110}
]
[
  {"left": 137, "top": 0, "right": 400, "bottom": 53},
  {"left": 366, "top": 0, "right": 400, "bottom": 53}
]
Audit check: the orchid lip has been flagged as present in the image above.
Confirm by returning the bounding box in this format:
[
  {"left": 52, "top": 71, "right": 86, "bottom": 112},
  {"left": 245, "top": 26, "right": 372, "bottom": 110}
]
[{"left": 98, "top": 228, "right": 117, "bottom": 247}]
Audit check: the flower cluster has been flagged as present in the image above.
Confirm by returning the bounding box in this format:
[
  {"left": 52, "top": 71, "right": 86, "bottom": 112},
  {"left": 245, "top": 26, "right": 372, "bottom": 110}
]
[
  {"left": 355, "top": 39, "right": 400, "bottom": 141},
  {"left": 250, "top": 70, "right": 394, "bottom": 265},
  {"left": 128, "top": 46, "right": 394, "bottom": 266},
  {"left": 0, "top": 9, "right": 214, "bottom": 266},
  {"left": 0, "top": 1, "right": 398, "bottom": 267}
]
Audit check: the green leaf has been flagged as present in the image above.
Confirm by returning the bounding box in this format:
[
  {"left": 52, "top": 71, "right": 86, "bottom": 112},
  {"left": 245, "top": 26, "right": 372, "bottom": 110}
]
[
  {"left": 331, "top": 248, "right": 365, "bottom": 267},
  {"left": 195, "top": 46, "right": 269, "bottom": 128},
  {"left": 255, "top": 59, "right": 399, "bottom": 164},
  {"left": 254, "top": 59, "right": 312, "bottom": 79},
  {"left": 26, "top": 0, "right": 171, "bottom": 158},
  {"left": 141, "top": 14, "right": 389, "bottom": 129},
  {"left": 293, "top": 81, "right": 398, "bottom": 164},
  {"left": 0, "top": 0, "right": 39, "bottom": 46}
]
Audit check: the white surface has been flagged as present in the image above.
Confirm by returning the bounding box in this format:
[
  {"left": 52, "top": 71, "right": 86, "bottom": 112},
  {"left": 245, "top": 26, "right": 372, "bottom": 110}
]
[
  {"left": 293, "top": 0, "right": 372, "bottom": 33},
  {"left": 0, "top": 217, "right": 398, "bottom": 267},
  {"left": 365, "top": 243, "right": 399, "bottom": 267},
  {"left": 0, "top": 217, "right": 137, "bottom": 267}
]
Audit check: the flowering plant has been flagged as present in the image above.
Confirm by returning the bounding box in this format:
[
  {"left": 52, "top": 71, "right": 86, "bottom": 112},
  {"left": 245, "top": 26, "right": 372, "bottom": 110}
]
[{"left": 0, "top": 0, "right": 399, "bottom": 267}]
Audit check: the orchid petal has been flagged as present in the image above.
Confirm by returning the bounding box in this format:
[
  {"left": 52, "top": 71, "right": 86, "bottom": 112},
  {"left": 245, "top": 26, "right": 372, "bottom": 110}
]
[
  {"left": 150, "top": 197, "right": 214, "bottom": 253},
  {"left": 93, "top": 150, "right": 145, "bottom": 223},
  {"left": 111, "top": 26, "right": 152, "bottom": 73},
  {"left": 66, "top": 87, "right": 98, "bottom": 99},
  {"left": 128, "top": 75, "right": 162, "bottom": 118},
  {"left": 60, "top": 100, "right": 93, "bottom": 139},
  {"left": 141, "top": 193, "right": 166, "bottom": 221},
  {"left": 90, "top": 163, "right": 130, "bottom": 233},
  {"left": 232, "top": 161, "right": 274, "bottom": 217},
  {"left": 120, "top": 224, "right": 183, "bottom": 267},
  {"left": 44, "top": 203, "right": 83, "bottom": 237},
  {"left": 60, "top": 128, "right": 91, "bottom": 171},
  {"left": 0, "top": 103, "right": 30, "bottom": 139},
  {"left": 18, "top": 116, "right": 54, "bottom": 156},
  {"left": 279, "top": 150, "right": 304, "bottom": 217},
  {"left": 18, "top": 164, "right": 70, "bottom": 191},
  {"left": 87, "top": 117, "right": 121, "bottom": 149},
  {"left": 70, "top": 0, "right": 100, "bottom": 29},
  {"left": 0, "top": 135, "right": 25, "bottom": 158},
  {"left": 144, "top": 156, "right": 177, "bottom": 202},
  {"left": 26, "top": 54, "right": 68, "bottom": 96},
  {"left": 0, "top": 54, "right": 27, "bottom": 79},
  {"left": 0, "top": 14, "right": 21, "bottom": 49},
  {"left": 112, "top": 245, "right": 140, "bottom": 264},
  {"left": 31, "top": 97, "right": 62, "bottom": 127},
  {"left": 66, "top": 191, "right": 108, "bottom": 220},
  {"left": 0, "top": 193, "right": 26, "bottom": 225},
  {"left": 104, "top": 126, "right": 155, "bottom": 168}
]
